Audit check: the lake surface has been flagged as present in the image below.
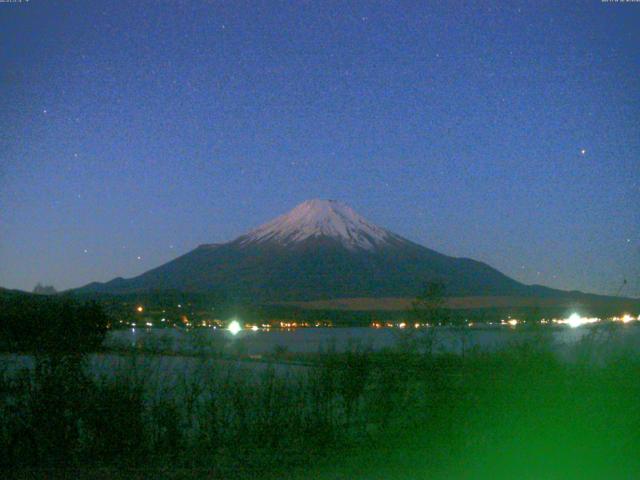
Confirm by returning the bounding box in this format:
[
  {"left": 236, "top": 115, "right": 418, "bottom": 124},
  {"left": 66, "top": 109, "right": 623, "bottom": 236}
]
[
  {"left": 4, "top": 325, "right": 639, "bottom": 398},
  {"left": 105, "top": 324, "right": 640, "bottom": 360}
]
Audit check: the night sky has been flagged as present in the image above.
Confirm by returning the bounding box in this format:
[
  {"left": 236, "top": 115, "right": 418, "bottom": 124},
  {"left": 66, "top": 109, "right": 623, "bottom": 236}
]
[{"left": 0, "top": 1, "right": 638, "bottom": 296}]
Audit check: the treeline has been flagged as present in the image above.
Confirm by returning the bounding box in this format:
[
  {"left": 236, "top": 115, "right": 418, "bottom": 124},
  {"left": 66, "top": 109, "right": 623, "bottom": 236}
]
[
  {"left": 72, "top": 291, "right": 635, "bottom": 327},
  {"left": 0, "top": 290, "right": 108, "bottom": 353}
]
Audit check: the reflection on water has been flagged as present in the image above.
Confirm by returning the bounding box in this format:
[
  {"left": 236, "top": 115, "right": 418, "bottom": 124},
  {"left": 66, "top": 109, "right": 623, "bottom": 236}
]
[{"left": 105, "top": 324, "right": 640, "bottom": 359}]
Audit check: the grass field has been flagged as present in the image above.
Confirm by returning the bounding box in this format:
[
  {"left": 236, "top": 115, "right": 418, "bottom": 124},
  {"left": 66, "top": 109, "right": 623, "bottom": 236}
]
[{"left": 274, "top": 295, "right": 640, "bottom": 312}]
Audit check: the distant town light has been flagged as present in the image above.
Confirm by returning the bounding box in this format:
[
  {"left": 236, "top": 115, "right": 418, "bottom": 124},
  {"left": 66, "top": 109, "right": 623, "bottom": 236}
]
[
  {"left": 228, "top": 320, "right": 242, "bottom": 335},
  {"left": 136, "top": 306, "right": 144, "bottom": 313},
  {"left": 251, "top": 325, "right": 259, "bottom": 332},
  {"left": 609, "top": 313, "right": 637, "bottom": 324}
]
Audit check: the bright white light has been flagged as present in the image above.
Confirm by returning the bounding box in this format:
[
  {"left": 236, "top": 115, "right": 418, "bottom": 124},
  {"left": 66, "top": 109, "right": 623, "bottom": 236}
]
[
  {"left": 228, "top": 320, "right": 242, "bottom": 335},
  {"left": 558, "top": 313, "right": 599, "bottom": 328},
  {"left": 251, "top": 325, "right": 259, "bottom": 332},
  {"left": 566, "top": 313, "right": 583, "bottom": 328}
]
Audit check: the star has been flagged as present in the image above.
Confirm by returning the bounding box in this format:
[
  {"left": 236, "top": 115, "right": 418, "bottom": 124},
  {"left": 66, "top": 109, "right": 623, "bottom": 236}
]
[{"left": 580, "top": 148, "right": 587, "bottom": 156}]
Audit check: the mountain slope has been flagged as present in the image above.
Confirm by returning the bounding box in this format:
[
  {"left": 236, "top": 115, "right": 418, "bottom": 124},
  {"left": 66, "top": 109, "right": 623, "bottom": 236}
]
[{"left": 76, "top": 199, "right": 586, "bottom": 301}]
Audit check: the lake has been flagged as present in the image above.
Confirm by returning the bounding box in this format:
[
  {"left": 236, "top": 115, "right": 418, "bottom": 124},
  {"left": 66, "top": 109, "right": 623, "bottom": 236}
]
[
  {"left": 105, "top": 323, "right": 640, "bottom": 360},
  {"left": 3, "top": 324, "right": 639, "bottom": 400}
]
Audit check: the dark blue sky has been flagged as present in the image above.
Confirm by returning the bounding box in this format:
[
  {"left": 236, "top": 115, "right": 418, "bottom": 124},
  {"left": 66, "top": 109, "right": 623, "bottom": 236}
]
[{"left": 1, "top": 1, "right": 638, "bottom": 296}]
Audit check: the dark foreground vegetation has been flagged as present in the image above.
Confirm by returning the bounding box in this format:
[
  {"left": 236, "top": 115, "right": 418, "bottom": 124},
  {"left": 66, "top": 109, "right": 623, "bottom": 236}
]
[
  {"left": 1, "top": 341, "right": 640, "bottom": 478},
  {"left": 1, "top": 291, "right": 640, "bottom": 479}
]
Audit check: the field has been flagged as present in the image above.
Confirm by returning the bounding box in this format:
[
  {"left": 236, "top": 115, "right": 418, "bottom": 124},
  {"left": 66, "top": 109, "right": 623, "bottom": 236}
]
[{"left": 274, "top": 294, "right": 640, "bottom": 313}]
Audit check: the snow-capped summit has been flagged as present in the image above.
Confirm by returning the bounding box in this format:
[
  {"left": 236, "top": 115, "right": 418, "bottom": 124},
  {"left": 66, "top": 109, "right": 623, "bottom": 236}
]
[{"left": 238, "top": 199, "right": 394, "bottom": 250}]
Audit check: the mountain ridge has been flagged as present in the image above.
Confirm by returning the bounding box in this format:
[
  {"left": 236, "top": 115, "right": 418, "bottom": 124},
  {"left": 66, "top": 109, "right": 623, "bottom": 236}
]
[{"left": 74, "top": 200, "right": 631, "bottom": 304}]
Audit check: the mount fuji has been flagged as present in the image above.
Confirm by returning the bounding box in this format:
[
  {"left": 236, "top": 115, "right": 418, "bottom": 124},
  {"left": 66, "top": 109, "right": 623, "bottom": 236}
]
[{"left": 76, "top": 199, "right": 582, "bottom": 301}]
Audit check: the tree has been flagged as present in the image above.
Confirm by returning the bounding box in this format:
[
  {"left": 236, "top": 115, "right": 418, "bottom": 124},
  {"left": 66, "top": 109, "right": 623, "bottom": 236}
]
[
  {"left": 401, "top": 281, "right": 455, "bottom": 356},
  {"left": 33, "top": 283, "right": 57, "bottom": 295},
  {"left": 411, "top": 281, "right": 451, "bottom": 326},
  {"left": 411, "top": 282, "right": 477, "bottom": 356},
  {"left": 0, "top": 294, "right": 108, "bottom": 356},
  {"left": 0, "top": 293, "right": 110, "bottom": 464}
]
